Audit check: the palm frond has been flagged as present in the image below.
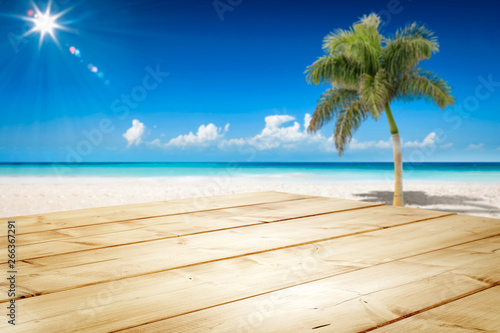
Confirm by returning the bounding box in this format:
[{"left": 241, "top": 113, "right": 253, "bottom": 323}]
[
  {"left": 305, "top": 54, "right": 362, "bottom": 86},
  {"left": 395, "top": 22, "right": 438, "bottom": 44},
  {"left": 396, "top": 68, "right": 454, "bottom": 108},
  {"left": 347, "top": 39, "right": 382, "bottom": 75},
  {"left": 357, "top": 13, "right": 382, "bottom": 30},
  {"left": 383, "top": 23, "right": 439, "bottom": 75},
  {"left": 307, "top": 88, "right": 359, "bottom": 133},
  {"left": 305, "top": 55, "right": 336, "bottom": 85},
  {"left": 334, "top": 100, "right": 370, "bottom": 155},
  {"left": 359, "top": 70, "right": 392, "bottom": 117},
  {"left": 322, "top": 28, "right": 357, "bottom": 55},
  {"left": 322, "top": 13, "right": 383, "bottom": 76}
]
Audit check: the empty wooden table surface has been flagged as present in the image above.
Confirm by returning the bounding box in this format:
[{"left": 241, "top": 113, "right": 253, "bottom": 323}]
[{"left": 1, "top": 191, "right": 499, "bottom": 332}]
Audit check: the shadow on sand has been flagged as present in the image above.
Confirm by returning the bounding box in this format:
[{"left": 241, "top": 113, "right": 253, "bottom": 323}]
[{"left": 354, "top": 190, "right": 500, "bottom": 216}]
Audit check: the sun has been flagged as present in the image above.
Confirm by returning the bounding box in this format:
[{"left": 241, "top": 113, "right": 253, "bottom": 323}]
[
  {"left": 23, "top": 1, "right": 69, "bottom": 47},
  {"left": 34, "top": 13, "right": 57, "bottom": 37}
]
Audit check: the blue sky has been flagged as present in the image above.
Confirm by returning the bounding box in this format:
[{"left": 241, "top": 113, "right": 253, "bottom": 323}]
[{"left": 0, "top": 0, "right": 499, "bottom": 162}]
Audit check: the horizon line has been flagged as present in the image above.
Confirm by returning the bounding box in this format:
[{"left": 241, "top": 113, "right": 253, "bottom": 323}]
[{"left": 1, "top": 161, "right": 499, "bottom": 165}]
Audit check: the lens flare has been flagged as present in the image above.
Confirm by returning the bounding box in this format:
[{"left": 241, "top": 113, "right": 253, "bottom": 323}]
[{"left": 70, "top": 50, "right": 107, "bottom": 82}]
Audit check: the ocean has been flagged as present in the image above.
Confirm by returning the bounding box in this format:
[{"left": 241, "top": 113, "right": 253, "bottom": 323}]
[{"left": 0, "top": 162, "right": 499, "bottom": 183}]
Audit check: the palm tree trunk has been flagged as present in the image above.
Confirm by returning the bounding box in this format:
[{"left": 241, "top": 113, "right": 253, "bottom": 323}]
[{"left": 384, "top": 104, "right": 404, "bottom": 206}]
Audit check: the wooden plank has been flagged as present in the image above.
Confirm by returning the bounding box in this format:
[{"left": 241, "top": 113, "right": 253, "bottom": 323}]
[
  {"left": 0, "top": 191, "right": 310, "bottom": 235},
  {"left": 0, "top": 207, "right": 262, "bottom": 247},
  {"left": 0, "top": 205, "right": 452, "bottom": 300},
  {"left": 0, "top": 197, "right": 382, "bottom": 262},
  {"left": 3, "top": 225, "right": 499, "bottom": 332},
  {"left": 370, "top": 285, "right": 500, "bottom": 332},
  {"left": 243, "top": 196, "right": 381, "bottom": 222}
]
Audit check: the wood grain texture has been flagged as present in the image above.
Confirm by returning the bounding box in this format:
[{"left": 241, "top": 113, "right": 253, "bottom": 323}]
[
  {"left": 4, "top": 231, "right": 499, "bottom": 332},
  {"left": 1, "top": 192, "right": 498, "bottom": 333},
  {"left": 119, "top": 236, "right": 500, "bottom": 333},
  {"left": 0, "top": 205, "right": 451, "bottom": 301}
]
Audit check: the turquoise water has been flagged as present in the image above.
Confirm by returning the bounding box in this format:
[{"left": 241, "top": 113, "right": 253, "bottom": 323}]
[{"left": 0, "top": 163, "right": 499, "bottom": 182}]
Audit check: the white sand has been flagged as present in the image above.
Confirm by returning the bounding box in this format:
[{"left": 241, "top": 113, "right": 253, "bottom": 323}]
[{"left": 1, "top": 176, "right": 499, "bottom": 219}]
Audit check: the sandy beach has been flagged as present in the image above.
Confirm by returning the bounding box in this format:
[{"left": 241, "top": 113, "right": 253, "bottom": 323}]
[{"left": 1, "top": 177, "right": 499, "bottom": 218}]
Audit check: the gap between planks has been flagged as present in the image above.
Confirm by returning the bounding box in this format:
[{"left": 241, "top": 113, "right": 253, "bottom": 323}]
[{"left": 361, "top": 281, "right": 500, "bottom": 332}]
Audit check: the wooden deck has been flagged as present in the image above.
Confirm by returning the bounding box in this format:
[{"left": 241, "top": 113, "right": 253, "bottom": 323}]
[{"left": 1, "top": 191, "right": 499, "bottom": 332}]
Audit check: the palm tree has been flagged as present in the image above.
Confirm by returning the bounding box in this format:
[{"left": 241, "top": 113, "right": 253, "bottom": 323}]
[{"left": 305, "top": 13, "right": 454, "bottom": 206}]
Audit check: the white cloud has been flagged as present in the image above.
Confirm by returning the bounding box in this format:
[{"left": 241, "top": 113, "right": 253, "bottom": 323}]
[
  {"left": 220, "top": 114, "right": 328, "bottom": 151},
  {"left": 164, "top": 123, "right": 229, "bottom": 148},
  {"left": 322, "top": 137, "right": 336, "bottom": 152},
  {"left": 250, "top": 116, "right": 302, "bottom": 150},
  {"left": 123, "top": 119, "right": 145, "bottom": 147},
  {"left": 440, "top": 143, "right": 453, "bottom": 149},
  {"left": 349, "top": 138, "right": 391, "bottom": 150},
  {"left": 304, "top": 113, "right": 312, "bottom": 130},
  {"left": 148, "top": 138, "right": 161, "bottom": 147},
  {"left": 219, "top": 113, "right": 398, "bottom": 153},
  {"left": 265, "top": 115, "right": 296, "bottom": 130},
  {"left": 404, "top": 132, "right": 437, "bottom": 148},
  {"left": 467, "top": 143, "right": 484, "bottom": 150},
  {"left": 144, "top": 113, "right": 414, "bottom": 154}
]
